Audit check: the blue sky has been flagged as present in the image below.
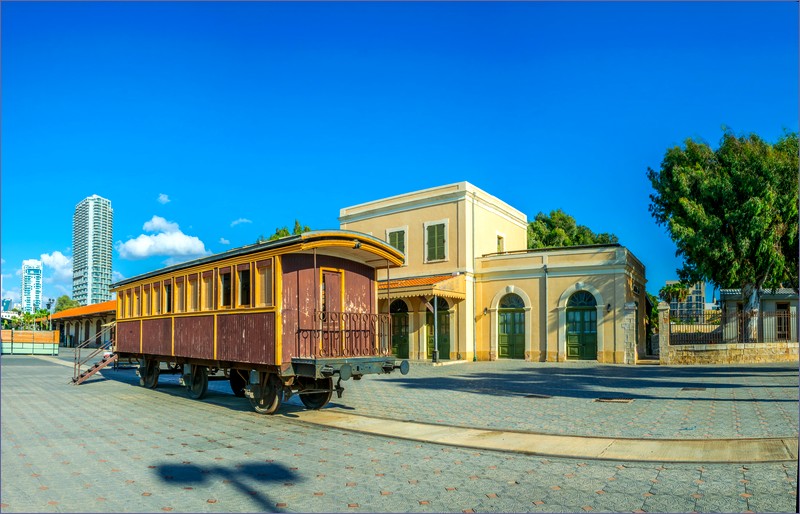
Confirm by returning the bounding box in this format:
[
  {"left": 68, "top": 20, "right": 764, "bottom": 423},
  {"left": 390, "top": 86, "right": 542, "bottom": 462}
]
[{"left": 1, "top": 1, "right": 797, "bottom": 305}]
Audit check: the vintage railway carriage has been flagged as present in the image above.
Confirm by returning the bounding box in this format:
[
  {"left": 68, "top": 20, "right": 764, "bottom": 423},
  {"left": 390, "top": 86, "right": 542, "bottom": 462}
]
[{"left": 111, "top": 230, "right": 409, "bottom": 414}]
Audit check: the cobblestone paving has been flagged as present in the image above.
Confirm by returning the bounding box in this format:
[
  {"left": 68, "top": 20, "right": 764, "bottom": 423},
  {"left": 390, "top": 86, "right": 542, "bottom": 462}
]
[
  {"left": 1, "top": 356, "right": 797, "bottom": 513},
  {"left": 339, "top": 360, "right": 799, "bottom": 439}
]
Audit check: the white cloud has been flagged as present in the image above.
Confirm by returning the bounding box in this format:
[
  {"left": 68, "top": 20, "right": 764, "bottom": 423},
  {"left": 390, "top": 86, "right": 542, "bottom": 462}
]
[
  {"left": 117, "top": 216, "right": 209, "bottom": 260},
  {"left": 157, "top": 193, "right": 170, "bottom": 204},
  {"left": 143, "top": 215, "right": 180, "bottom": 233},
  {"left": 113, "top": 271, "right": 126, "bottom": 282},
  {"left": 22, "top": 259, "right": 42, "bottom": 267},
  {"left": 40, "top": 251, "right": 73, "bottom": 282},
  {"left": 219, "top": 238, "right": 230, "bottom": 245},
  {"left": 230, "top": 218, "right": 252, "bottom": 227}
]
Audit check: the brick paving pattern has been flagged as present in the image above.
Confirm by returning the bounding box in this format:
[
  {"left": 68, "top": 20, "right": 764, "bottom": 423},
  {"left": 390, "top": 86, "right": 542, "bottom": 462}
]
[{"left": 1, "top": 355, "right": 797, "bottom": 512}]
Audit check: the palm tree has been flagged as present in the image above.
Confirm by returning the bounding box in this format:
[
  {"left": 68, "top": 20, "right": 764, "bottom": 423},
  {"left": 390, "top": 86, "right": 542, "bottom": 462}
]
[{"left": 659, "top": 283, "right": 690, "bottom": 304}]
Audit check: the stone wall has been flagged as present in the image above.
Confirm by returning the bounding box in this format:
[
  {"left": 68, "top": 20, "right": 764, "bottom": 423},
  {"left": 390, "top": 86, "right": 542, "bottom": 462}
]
[{"left": 662, "top": 341, "right": 799, "bottom": 365}]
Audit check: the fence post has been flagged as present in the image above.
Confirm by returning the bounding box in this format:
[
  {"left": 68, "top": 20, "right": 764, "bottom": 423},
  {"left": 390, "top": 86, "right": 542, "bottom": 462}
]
[
  {"left": 622, "top": 302, "right": 637, "bottom": 364},
  {"left": 658, "top": 302, "right": 670, "bottom": 365}
]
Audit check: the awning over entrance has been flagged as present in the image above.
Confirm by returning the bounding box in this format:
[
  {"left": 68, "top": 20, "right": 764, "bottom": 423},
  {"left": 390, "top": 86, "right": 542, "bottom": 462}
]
[{"left": 379, "top": 273, "right": 466, "bottom": 301}]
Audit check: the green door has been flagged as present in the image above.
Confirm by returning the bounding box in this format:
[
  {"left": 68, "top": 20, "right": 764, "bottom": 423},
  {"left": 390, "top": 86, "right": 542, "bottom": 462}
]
[
  {"left": 426, "top": 297, "right": 450, "bottom": 360},
  {"left": 566, "top": 291, "right": 597, "bottom": 360},
  {"left": 390, "top": 300, "right": 409, "bottom": 359},
  {"left": 498, "top": 293, "right": 525, "bottom": 359}
]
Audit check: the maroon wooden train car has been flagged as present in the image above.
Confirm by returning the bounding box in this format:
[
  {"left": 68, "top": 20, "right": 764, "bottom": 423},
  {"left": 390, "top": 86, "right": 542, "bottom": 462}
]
[{"left": 111, "top": 230, "right": 409, "bottom": 413}]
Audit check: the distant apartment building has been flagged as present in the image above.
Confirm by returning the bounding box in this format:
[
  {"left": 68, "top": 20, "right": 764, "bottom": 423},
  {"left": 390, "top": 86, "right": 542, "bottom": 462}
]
[
  {"left": 21, "top": 261, "right": 43, "bottom": 313},
  {"left": 73, "top": 194, "right": 114, "bottom": 305},
  {"left": 666, "top": 280, "right": 706, "bottom": 319}
]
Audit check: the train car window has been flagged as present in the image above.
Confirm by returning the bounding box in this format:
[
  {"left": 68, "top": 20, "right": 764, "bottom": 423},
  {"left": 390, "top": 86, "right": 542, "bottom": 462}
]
[
  {"left": 188, "top": 275, "right": 198, "bottom": 312},
  {"left": 256, "top": 259, "right": 273, "bottom": 307},
  {"left": 220, "top": 270, "right": 232, "bottom": 308},
  {"left": 153, "top": 283, "right": 161, "bottom": 315},
  {"left": 175, "top": 278, "right": 185, "bottom": 313},
  {"left": 202, "top": 271, "right": 213, "bottom": 310},
  {"left": 143, "top": 285, "right": 150, "bottom": 316},
  {"left": 238, "top": 268, "right": 251, "bottom": 307},
  {"left": 119, "top": 293, "right": 126, "bottom": 319},
  {"left": 133, "top": 288, "right": 140, "bottom": 317},
  {"left": 164, "top": 282, "right": 173, "bottom": 313},
  {"left": 126, "top": 289, "right": 133, "bottom": 318}
]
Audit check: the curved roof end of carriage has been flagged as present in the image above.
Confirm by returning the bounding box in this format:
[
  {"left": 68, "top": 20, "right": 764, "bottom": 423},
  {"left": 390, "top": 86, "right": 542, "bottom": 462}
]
[{"left": 111, "top": 229, "right": 405, "bottom": 290}]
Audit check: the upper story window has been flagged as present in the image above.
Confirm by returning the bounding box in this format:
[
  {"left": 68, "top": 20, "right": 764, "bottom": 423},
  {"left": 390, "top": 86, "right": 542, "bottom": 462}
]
[
  {"left": 387, "top": 228, "right": 406, "bottom": 255},
  {"left": 424, "top": 220, "right": 448, "bottom": 263},
  {"left": 497, "top": 234, "right": 505, "bottom": 253}
]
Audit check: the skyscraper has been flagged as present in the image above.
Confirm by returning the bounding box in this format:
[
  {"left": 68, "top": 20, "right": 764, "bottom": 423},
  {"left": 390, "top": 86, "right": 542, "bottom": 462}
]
[
  {"left": 21, "top": 260, "right": 43, "bottom": 313},
  {"left": 73, "top": 194, "right": 113, "bottom": 305}
]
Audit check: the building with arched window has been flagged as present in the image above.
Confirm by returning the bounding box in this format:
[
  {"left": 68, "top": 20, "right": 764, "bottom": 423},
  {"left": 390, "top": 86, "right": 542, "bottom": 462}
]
[{"left": 340, "top": 182, "right": 648, "bottom": 364}]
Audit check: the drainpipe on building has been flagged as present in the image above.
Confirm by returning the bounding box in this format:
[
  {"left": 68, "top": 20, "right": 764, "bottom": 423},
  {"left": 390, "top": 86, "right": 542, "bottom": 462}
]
[
  {"left": 471, "top": 191, "right": 477, "bottom": 362},
  {"left": 432, "top": 294, "right": 439, "bottom": 363},
  {"left": 543, "top": 263, "right": 549, "bottom": 361}
]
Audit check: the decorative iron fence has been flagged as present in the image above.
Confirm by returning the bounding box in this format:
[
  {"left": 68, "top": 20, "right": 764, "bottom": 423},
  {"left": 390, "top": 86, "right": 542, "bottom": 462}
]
[
  {"left": 307, "top": 311, "right": 392, "bottom": 358},
  {"left": 669, "top": 310, "right": 797, "bottom": 345}
]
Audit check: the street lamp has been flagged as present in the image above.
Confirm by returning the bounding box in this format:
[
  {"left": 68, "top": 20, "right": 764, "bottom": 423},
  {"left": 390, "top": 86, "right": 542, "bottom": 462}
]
[{"left": 46, "top": 298, "right": 54, "bottom": 331}]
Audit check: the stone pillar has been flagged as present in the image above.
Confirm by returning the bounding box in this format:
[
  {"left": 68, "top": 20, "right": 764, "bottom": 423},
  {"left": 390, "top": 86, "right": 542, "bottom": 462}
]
[
  {"left": 622, "top": 302, "right": 637, "bottom": 364},
  {"left": 658, "top": 302, "right": 671, "bottom": 365}
]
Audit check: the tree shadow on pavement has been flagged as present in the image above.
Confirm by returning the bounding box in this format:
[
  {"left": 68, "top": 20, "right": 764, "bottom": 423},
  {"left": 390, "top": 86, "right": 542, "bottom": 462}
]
[{"left": 153, "top": 461, "right": 299, "bottom": 512}]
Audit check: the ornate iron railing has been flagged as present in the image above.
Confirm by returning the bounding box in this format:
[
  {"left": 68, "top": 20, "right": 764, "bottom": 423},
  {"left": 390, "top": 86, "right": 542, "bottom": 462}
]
[
  {"left": 299, "top": 311, "right": 391, "bottom": 358},
  {"left": 669, "top": 311, "right": 796, "bottom": 345}
]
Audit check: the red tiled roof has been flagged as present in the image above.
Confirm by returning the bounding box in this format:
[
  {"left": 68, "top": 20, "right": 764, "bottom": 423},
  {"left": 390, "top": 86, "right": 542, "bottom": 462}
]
[
  {"left": 50, "top": 300, "right": 116, "bottom": 320},
  {"left": 378, "top": 275, "right": 453, "bottom": 290}
]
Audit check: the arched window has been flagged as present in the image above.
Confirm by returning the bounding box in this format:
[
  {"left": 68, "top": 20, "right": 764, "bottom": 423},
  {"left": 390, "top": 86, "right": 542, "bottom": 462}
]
[
  {"left": 390, "top": 300, "right": 409, "bottom": 313},
  {"left": 430, "top": 297, "right": 449, "bottom": 311},
  {"left": 499, "top": 293, "right": 524, "bottom": 309},
  {"left": 568, "top": 291, "right": 597, "bottom": 307}
]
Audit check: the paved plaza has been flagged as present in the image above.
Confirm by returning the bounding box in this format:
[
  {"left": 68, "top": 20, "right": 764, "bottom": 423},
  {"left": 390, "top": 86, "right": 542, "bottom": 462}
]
[{"left": 1, "top": 355, "right": 798, "bottom": 512}]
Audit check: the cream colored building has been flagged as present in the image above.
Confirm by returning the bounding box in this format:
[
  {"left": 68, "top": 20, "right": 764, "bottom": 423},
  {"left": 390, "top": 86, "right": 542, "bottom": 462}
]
[{"left": 339, "top": 182, "right": 648, "bottom": 364}]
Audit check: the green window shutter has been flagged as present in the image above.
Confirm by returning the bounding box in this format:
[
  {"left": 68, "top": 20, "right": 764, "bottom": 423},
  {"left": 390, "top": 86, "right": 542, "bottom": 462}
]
[
  {"left": 389, "top": 230, "right": 405, "bottom": 254},
  {"left": 427, "top": 223, "right": 445, "bottom": 261}
]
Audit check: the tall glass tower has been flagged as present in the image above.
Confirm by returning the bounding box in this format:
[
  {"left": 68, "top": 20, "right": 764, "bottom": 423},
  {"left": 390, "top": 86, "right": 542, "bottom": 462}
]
[
  {"left": 73, "top": 195, "right": 113, "bottom": 305},
  {"left": 21, "top": 261, "right": 43, "bottom": 313}
]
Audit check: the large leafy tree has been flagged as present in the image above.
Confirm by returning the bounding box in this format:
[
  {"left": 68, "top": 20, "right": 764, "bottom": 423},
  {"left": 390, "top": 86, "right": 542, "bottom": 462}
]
[
  {"left": 648, "top": 130, "right": 798, "bottom": 334},
  {"left": 54, "top": 295, "right": 81, "bottom": 313},
  {"left": 527, "top": 210, "right": 618, "bottom": 249}
]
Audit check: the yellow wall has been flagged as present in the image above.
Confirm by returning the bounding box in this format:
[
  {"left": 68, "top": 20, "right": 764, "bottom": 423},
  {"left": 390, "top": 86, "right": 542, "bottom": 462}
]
[{"left": 343, "top": 182, "right": 649, "bottom": 363}]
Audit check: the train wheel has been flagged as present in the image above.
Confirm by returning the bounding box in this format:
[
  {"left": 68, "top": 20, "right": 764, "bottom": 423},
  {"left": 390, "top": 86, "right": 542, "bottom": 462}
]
[
  {"left": 229, "top": 369, "right": 247, "bottom": 397},
  {"left": 186, "top": 365, "right": 209, "bottom": 400},
  {"left": 249, "top": 373, "right": 283, "bottom": 415},
  {"left": 139, "top": 359, "right": 159, "bottom": 389},
  {"left": 298, "top": 377, "right": 333, "bottom": 410}
]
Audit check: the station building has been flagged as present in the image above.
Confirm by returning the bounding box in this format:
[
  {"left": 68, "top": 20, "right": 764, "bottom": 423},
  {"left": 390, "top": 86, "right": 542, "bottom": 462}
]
[{"left": 340, "top": 182, "right": 648, "bottom": 363}]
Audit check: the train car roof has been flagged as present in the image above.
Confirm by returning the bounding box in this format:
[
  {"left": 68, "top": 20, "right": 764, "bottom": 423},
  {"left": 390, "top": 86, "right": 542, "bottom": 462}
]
[{"left": 111, "top": 230, "right": 404, "bottom": 289}]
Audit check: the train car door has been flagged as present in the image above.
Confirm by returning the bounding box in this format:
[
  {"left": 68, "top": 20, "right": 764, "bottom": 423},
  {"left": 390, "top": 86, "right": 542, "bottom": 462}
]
[{"left": 320, "top": 269, "right": 343, "bottom": 356}]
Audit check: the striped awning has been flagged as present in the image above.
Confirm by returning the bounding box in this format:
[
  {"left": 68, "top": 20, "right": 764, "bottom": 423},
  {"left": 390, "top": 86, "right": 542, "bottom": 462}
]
[{"left": 379, "top": 273, "right": 466, "bottom": 301}]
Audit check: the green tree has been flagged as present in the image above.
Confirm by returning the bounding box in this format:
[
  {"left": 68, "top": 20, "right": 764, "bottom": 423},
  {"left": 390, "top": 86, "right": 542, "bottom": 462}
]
[
  {"left": 54, "top": 295, "right": 81, "bottom": 313},
  {"left": 648, "top": 130, "right": 798, "bottom": 339},
  {"left": 256, "top": 220, "right": 312, "bottom": 243},
  {"left": 658, "top": 283, "right": 690, "bottom": 304},
  {"left": 527, "top": 210, "right": 618, "bottom": 249}
]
